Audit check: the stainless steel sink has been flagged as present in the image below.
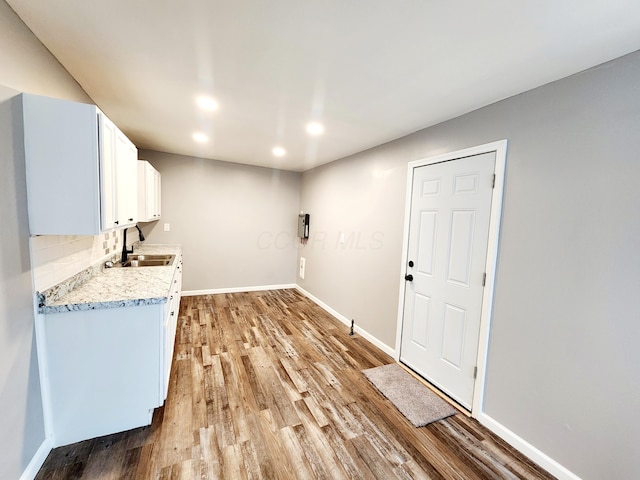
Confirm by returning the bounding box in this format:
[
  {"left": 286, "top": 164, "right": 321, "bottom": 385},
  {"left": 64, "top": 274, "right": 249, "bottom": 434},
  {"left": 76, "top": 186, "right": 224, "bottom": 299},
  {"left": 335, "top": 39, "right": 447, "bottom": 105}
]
[
  {"left": 119, "top": 254, "right": 175, "bottom": 267},
  {"left": 127, "top": 254, "right": 175, "bottom": 261}
]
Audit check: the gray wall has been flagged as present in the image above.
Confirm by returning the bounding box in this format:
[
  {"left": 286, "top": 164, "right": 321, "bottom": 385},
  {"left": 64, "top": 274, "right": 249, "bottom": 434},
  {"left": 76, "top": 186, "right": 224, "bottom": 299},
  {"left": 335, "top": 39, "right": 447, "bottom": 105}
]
[
  {"left": 299, "top": 51, "right": 640, "bottom": 478},
  {"left": 0, "top": 1, "right": 92, "bottom": 478},
  {"left": 0, "top": 1, "right": 91, "bottom": 103},
  {"left": 139, "top": 150, "right": 301, "bottom": 291},
  {"left": 298, "top": 145, "right": 408, "bottom": 344},
  {"left": 0, "top": 89, "right": 45, "bottom": 480}
]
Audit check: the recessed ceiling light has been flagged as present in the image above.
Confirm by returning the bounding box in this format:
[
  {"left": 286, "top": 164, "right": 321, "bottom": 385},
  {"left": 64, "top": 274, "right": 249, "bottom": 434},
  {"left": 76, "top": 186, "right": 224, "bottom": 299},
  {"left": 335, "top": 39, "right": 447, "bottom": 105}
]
[
  {"left": 192, "top": 132, "right": 208, "bottom": 143},
  {"left": 272, "top": 146, "right": 286, "bottom": 157},
  {"left": 306, "top": 122, "right": 325, "bottom": 136},
  {"left": 196, "top": 96, "right": 218, "bottom": 111}
]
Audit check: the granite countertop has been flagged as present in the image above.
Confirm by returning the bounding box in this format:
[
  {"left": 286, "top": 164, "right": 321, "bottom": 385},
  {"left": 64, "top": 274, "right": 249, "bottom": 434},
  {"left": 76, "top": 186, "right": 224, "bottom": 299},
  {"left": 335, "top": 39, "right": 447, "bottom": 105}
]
[{"left": 39, "top": 244, "right": 182, "bottom": 314}]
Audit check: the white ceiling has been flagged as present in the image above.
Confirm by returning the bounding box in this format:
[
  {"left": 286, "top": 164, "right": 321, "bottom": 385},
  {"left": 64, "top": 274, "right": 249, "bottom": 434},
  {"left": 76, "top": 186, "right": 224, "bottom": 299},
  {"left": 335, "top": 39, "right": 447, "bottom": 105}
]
[{"left": 6, "top": 0, "right": 640, "bottom": 172}]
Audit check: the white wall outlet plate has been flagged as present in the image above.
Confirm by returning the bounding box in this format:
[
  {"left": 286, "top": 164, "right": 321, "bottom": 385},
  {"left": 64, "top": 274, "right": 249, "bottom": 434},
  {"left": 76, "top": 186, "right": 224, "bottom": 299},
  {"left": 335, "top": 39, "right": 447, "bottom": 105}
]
[{"left": 299, "top": 257, "right": 306, "bottom": 279}]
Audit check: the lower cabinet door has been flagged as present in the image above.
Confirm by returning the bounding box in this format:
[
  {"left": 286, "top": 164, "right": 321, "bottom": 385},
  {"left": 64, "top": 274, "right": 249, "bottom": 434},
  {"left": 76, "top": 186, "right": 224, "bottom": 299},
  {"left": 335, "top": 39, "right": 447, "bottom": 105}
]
[
  {"left": 162, "top": 294, "right": 179, "bottom": 399},
  {"left": 42, "top": 304, "right": 162, "bottom": 447}
]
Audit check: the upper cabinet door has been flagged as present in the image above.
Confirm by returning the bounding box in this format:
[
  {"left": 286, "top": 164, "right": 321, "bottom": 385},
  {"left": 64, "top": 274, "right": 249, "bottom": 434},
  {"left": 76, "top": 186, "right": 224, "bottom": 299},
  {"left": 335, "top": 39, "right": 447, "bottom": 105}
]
[
  {"left": 99, "top": 113, "right": 118, "bottom": 231},
  {"left": 145, "top": 163, "right": 156, "bottom": 219},
  {"left": 22, "top": 93, "right": 139, "bottom": 236},
  {"left": 154, "top": 167, "right": 161, "bottom": 218},
  {"left": 137, "top": 160, "right": 161, "bottom": 222},
  {"left": 115, "top": 131, "right": 138, "bottom": 228},
  {"left": 22, "top": 93, "right": 102, "bottom": 235}
]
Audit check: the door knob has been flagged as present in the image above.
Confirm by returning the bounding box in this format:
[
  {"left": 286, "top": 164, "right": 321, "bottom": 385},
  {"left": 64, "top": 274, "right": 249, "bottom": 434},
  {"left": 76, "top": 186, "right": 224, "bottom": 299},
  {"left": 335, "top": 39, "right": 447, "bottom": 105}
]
[{"left": 404, "top": 274, "right": 414, "bottom": 281}]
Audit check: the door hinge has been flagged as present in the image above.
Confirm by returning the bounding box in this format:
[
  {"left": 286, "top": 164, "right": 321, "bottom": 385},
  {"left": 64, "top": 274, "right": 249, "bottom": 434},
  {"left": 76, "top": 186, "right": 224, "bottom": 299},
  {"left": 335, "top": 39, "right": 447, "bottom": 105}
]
[
  {"left": 473, "top": 366, "right": 478, "bottom": 379},
  {"left": 492, "top": 174, "right": 496, "bottom": 188},
  {"left": 482, "top": 273, "right": 487, "bottom": 286}
]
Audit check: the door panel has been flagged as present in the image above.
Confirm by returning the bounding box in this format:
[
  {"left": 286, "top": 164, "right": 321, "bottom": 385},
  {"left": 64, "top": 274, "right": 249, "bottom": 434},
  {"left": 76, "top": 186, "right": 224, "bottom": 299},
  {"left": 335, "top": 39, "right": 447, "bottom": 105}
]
[
  {"left": 411, "top": 294, "right": 431, "bottom": 349},
  {"left": 400, "top": 152, "right": 495, "bottom": 409},
  {"left": 422, "top": 178, "right": 441, "bottom": 196},
  {"left": 447, "top": 210, "right": 475, "bottom": 286},
  {"left": 453, "top": 172, "right": 480, "bottom": 194},
  {"left": 441, "top": 303, "right": 466, "bottom": 369},
  {"left": 417, "top": 211, "right": 437, "bottom": 276}
]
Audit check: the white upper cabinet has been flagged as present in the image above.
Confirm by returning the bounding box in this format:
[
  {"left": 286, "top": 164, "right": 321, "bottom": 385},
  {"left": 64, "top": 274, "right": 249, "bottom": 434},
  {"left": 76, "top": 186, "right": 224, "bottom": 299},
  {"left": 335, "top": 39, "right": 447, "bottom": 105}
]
[
  {"left": 99, "top": 113, "right": 117, "bottom": 231},
  {"left": 22, "top": 93, "right": 137, "bottom": 235},
  {"left": 137, "top": 160, "right": 161, "bottom": 222},
  {"left": 114, "top": 129, "right": 138, "bottom": 229}
]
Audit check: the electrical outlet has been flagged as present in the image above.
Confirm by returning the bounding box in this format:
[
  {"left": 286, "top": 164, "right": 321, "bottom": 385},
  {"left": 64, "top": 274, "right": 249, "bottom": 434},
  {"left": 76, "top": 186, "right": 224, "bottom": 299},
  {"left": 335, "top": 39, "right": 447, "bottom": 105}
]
[
  {"left": 164, "top": 223, "right": 170, "bottom": 232},
  {"left": 299, "top": 257, "right": 306, "bottom": 279}
]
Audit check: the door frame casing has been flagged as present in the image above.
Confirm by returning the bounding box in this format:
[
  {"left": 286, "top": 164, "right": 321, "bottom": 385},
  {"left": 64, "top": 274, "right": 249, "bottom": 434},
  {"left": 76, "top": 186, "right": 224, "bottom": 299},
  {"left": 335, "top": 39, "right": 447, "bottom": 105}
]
[{"left": 394, "top": 140, "right": 508, "bottom": 416}]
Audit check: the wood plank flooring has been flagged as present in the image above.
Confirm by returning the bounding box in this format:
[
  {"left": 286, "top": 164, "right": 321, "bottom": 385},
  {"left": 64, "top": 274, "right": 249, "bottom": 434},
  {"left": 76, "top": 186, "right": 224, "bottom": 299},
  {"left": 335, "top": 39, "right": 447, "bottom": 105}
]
[{"left": 36, "top": 289, "right": 555, "bottom": 479}]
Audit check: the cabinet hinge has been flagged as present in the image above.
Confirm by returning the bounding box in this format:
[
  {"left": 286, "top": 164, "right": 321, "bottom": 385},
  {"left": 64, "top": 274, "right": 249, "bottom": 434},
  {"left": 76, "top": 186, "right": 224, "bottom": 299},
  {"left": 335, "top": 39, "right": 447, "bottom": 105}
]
[
  {"left": 492, "top": 174, "right": 496, "bottom": 188},
  {"left": 482, "top": 273, "right": 487, "bottom": 286},
  {"left": 473, "top": 366, "right": 478, "bottom": 379}
]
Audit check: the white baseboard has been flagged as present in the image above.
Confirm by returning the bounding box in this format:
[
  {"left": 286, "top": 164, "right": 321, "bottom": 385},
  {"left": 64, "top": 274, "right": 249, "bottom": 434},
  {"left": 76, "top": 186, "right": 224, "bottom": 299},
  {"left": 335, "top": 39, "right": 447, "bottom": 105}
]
[
  {"left": 182, "top": 284, "right": 296, "bottom": 296},
  {"left": 295, "top": 285, "right": 396, "bottom": 357},
  {"left": 477, "top": 413, "right": 581, "bottom": 480},
  {"left": 20, "top": 436, "right": 53, "bottom": 480}
]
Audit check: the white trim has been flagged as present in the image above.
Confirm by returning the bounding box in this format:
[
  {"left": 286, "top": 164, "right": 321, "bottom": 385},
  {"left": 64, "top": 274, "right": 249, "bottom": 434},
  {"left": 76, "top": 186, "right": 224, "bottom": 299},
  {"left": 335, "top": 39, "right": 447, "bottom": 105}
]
[
  {"left": 295, "top": 286, "right": 396, "bottom": 357},
  {"left": 394, "top": 152, "right": 417, "bottom": 360},
  {"left": 181, "top": 284, "right": 296, "bottom": 296},
  {"left": 472, "top": 140, "right": 507, "bottom": 414},
  {"left": 394, "top": 140, "right": 508, "bottom": 417},
  {"left": 19, "top": 437, "right": 53, "bottom": 480},
  {"left": 478, "top": 413, "right": 581, "bottom": 480}
]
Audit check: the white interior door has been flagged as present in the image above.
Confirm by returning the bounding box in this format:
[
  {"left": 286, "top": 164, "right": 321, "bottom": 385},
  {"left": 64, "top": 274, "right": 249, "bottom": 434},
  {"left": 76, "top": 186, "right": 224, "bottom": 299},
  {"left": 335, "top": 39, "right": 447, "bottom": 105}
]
[{"left": 400, "top": 152, "right": 495, "bottom": 409}]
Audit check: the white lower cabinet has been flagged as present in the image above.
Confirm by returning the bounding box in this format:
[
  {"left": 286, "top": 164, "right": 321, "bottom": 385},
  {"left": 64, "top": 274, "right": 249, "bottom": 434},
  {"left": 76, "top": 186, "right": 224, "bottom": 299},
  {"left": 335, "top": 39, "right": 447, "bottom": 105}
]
[
  {"left": 40, "top": 259, "right": 182, "bottom": 447},
  {"left": 41, "top": 304, "right": 164, "bottom": 446},
  {"left": 162, "top": 257, "right": 182, "bottom": 399}
]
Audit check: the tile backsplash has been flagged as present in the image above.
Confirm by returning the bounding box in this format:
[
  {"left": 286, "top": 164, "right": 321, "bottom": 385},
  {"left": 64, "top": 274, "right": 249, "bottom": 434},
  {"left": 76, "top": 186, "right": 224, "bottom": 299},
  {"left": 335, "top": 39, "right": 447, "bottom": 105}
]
[{"left": 30, "top": 231, "right": 121, "bottom": 292}]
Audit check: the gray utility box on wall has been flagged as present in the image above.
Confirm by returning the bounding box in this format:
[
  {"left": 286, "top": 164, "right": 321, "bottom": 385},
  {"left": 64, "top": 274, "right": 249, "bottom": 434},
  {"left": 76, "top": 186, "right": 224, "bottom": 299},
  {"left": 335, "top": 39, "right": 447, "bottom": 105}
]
[{"left": 298, "top": 213, "right": 310, "bottom": 239}]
